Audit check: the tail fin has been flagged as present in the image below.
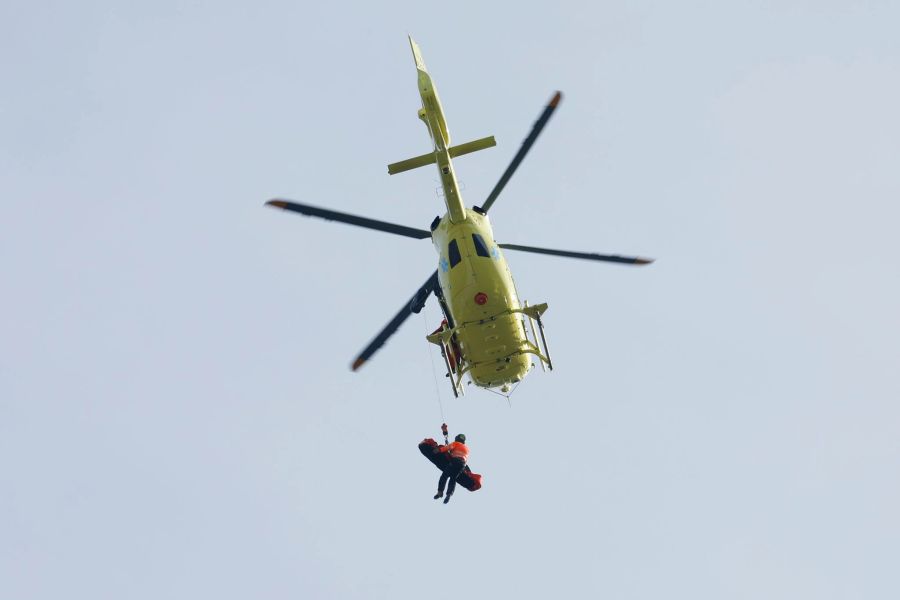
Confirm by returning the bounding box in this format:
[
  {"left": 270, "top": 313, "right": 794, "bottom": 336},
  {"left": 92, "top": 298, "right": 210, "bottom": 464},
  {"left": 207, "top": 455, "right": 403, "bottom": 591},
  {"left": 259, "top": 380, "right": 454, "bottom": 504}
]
[
  {"left": 407, "top": 35, "right": 451, "bottom": 147},
  {"left": 409, "top": 35, "right": 427, "bottom": 72}
]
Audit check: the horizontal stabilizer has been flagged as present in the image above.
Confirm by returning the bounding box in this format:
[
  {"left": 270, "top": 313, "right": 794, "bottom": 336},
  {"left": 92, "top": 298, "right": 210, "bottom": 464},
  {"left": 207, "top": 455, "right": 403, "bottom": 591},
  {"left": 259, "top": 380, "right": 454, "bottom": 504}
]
[
  {"left": 387, "top": 136, "right": 496, "bottom": 175},
  {"left": 449, "top": 135, "right": 496, "bottom": 159},
  {"left": 388, "top": 152, "right": 437, "bottom": 175}
]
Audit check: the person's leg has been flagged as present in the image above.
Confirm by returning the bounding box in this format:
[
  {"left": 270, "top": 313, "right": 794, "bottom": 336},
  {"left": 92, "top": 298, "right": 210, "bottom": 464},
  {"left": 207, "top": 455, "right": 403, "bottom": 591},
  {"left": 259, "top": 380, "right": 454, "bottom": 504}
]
[
  {"left": 445, "top": 477, "right": 456, "bottom": 499},
  {"left": 443, "top": 458, "right": 465, "bottom": 503},
  {"left": 435, "top": 470, "right": 449, "bottom": 499}
]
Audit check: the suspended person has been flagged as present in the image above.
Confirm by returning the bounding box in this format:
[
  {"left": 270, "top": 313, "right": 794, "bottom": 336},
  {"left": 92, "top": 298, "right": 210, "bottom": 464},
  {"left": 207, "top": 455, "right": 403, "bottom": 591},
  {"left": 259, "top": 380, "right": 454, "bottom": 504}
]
[
  {"left": 434, "top": 433, "right": 469, "bottom": 504},
  {"left": 430, "top": 319, "right": 462, "bottom": 373}
]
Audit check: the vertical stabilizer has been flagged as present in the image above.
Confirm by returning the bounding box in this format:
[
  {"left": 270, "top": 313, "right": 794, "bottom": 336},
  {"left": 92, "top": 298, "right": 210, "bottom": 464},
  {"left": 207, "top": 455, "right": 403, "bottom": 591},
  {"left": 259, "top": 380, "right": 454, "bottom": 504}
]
[
  {"left": 408, "top": 35, "right": 451, "bottom": 148},
  {"left": 409, "top": 35, "right": 427, "bottom": 72}
]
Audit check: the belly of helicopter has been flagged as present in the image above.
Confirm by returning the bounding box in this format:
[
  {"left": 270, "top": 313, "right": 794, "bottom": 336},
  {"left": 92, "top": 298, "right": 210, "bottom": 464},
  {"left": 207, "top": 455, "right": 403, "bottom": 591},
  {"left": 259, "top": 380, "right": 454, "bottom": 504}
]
[
  {"left": 454, "top": 304, "right": 532, "bottom": 389},
  {"left": 442, "top": 252, "right": 532, "bottom": 387}
]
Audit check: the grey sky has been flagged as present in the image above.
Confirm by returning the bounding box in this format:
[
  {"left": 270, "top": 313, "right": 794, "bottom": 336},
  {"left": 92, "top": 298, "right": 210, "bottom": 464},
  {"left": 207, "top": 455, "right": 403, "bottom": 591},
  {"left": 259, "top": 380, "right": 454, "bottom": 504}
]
[{"left": 3, "top": 1, "right": 899, "bottom": 598}]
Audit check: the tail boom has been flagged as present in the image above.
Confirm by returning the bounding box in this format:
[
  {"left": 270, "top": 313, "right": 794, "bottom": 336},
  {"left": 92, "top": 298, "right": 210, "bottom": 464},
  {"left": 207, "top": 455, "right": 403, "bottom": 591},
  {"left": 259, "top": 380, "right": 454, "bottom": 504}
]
[{"left": 397, "top": 37, "right": 498, "bottom": 223}]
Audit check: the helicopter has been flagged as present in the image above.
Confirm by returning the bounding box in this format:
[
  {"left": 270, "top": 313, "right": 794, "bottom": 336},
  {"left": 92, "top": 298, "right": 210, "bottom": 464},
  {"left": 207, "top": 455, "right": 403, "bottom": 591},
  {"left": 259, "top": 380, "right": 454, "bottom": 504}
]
[{"left": 266, "top": 36, "right": 653, "bottom": 396}]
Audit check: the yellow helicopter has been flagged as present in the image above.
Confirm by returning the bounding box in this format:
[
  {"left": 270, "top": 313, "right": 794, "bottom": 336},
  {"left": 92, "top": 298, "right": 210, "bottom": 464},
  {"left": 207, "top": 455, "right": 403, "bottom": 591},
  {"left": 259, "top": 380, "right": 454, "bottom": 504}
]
[{"left": 267, "top": 37, "right": 653, "bottom": 396}]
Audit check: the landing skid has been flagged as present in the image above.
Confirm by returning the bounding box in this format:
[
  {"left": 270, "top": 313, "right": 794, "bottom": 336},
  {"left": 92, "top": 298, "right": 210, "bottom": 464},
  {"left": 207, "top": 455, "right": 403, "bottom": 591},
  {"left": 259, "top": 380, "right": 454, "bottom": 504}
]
[
  {"left": 426, "top": 302, "right": 553, "bottom": 395},
  {"left": 521, "top": 301, "right": 553, "bottom": 371}
]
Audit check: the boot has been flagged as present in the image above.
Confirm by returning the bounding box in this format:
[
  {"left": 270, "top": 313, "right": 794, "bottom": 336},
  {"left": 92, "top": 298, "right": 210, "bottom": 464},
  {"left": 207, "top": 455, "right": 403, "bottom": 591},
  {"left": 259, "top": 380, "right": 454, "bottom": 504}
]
[
  {"left": 433, "top": 491, "right": 443, "bottom": 500},
  {"left": 443, "top": 494, "right": 452, "bottom": 504}
]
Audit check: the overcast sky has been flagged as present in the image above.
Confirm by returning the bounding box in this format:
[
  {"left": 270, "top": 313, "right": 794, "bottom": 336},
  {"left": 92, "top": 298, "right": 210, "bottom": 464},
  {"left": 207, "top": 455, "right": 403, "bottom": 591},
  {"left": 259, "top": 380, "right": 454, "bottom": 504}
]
[{"left": 3, "top": 1, "right": 900, "bottom": 598}]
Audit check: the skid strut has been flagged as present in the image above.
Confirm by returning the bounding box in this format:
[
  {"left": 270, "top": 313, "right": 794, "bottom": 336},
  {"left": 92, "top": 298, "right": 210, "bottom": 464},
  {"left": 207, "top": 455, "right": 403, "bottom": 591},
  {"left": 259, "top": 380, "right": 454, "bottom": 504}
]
[
  {"left": 519, "top": 302, "right": 553, "bottom": 371},
  {"left": 427, "top": 326, "right": 465, "bottom": 397}
]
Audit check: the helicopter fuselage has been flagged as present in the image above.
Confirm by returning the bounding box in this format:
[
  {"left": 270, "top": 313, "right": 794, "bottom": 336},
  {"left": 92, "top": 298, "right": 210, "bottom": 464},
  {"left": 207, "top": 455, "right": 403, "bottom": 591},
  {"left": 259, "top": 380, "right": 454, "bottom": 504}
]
[{"left": 430, "top": 209, "right": 534, "bottom": 389}]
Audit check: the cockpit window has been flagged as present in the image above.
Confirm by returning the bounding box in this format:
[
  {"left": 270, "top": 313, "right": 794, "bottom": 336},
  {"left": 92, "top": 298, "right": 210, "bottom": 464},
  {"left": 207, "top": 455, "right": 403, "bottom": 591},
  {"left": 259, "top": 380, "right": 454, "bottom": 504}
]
[
  {"left": 448, "top": 239, "right": 461, "bottom": 268},
  {"left": 472, "top": 233, "right": 490, "bottom": 257}
]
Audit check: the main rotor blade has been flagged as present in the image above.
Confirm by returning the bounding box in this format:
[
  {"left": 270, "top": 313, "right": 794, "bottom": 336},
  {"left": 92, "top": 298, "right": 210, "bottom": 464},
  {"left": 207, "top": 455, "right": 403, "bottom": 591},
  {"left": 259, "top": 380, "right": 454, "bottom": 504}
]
[
  {"left": 499, "top": 243, "right": 654, "bottom": 265},
  {"left": 481, "top": 91, "right": 562, "bottom": 213},
  {"left": 266, "top": 199, "right": 431, "bottom": 240},
  {"left": 351, "top": 271, "right": 439, "bottom": 371}
]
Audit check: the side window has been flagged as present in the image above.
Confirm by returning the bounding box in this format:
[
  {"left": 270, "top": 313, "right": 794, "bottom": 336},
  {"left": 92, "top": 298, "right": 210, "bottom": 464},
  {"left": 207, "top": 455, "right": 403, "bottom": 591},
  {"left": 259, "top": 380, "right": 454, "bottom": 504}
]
[
  {"left": 448, "top": 239, "right": 461, "bottom": 268},
  {"left": 472, "top": 233, "right": 490, "bottom": 257}
]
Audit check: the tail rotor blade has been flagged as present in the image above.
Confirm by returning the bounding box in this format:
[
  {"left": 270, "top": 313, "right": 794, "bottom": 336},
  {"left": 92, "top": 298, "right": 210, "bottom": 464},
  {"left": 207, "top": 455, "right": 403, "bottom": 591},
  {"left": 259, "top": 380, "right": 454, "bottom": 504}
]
[
  {"left": 266, "top": 199, "right": 431, "bottom": 240},
  {"left": 351, "top": 271, "right": 439, "bottom": 371},
  {"left": 499, "top": 243, "right": 654, "bottom": 265},
  {"left": 481, "top": 91, "right": 562, "bottom": 213}
]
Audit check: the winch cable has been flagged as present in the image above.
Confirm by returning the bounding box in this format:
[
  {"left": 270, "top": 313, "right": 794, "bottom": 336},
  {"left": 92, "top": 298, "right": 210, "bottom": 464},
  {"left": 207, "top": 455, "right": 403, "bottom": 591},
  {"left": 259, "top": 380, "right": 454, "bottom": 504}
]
[
  {"left": 423, "top": 309, "right": 458, "bottom": 448},
  {"left": 421, "top": 307, "right": 446, "bottom": 424}
]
